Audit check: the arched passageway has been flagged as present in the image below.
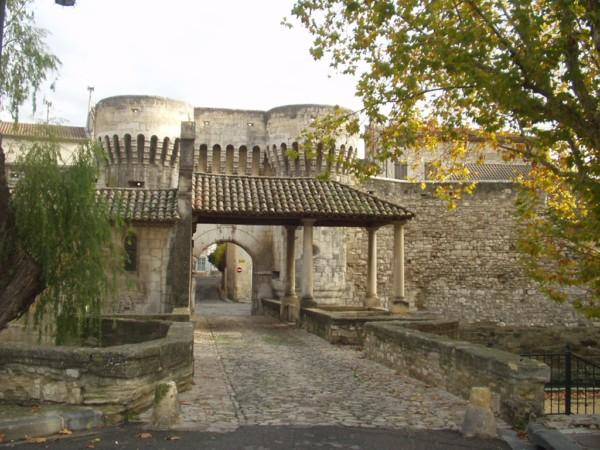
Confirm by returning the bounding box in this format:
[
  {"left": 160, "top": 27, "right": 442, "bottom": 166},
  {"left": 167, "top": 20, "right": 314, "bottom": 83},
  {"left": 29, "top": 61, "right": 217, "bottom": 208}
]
[
  {"left": 192, "top": 224, "right": 273, "bottom": 315},
  {"left": 193, "top": 241, "right": 253, "bottom": 314}
]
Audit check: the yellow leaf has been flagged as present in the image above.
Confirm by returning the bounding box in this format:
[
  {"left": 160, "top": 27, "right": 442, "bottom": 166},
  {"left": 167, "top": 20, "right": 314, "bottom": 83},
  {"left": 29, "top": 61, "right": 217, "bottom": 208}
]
[{"left": 138, "top": 432, "right": 153, "bottom": 439}]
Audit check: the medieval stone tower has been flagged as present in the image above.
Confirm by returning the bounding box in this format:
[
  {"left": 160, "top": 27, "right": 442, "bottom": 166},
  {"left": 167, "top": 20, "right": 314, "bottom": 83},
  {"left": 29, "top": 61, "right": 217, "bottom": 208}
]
[{"left": 93, "top": 95, "right": 360, "bottom": 309}]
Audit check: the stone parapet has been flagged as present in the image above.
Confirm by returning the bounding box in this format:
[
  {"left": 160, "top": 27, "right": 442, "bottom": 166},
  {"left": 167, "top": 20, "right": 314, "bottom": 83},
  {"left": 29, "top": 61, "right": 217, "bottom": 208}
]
[
  {"left": 363, "top": 320, "right": 549, "bottom": 427},
  {"left": 0, "top": 319, "right": 193, "bottom": 423},
  {"left": 298, "top": 306, "right": 450, "bottom": 345}
]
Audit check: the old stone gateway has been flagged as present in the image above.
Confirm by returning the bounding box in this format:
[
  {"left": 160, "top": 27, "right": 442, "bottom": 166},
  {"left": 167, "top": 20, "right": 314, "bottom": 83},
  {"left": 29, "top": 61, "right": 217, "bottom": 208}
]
[
  {"left": 82, "top": 95, "right": 584, "bottom": 326},
  {"left": 0, "top": 94, "right": 592, "bottom": 432}
]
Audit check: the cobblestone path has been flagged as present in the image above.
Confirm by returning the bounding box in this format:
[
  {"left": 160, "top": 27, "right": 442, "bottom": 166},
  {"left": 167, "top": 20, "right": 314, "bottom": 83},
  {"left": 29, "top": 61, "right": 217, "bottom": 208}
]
[{"left": 173, "top": 301, "right": 470, "bottom": 433}]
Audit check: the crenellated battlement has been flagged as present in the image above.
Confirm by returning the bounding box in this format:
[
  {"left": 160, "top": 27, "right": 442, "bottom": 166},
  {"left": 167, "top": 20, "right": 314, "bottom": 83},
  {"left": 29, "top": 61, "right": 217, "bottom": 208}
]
[
  {"left": 195, "top": 144, "right": 269, "bottom": 176},
  {"left": 98, "top": 133, "right": 357, "bottom": 188},
  {"left": 100, "top": 134, "right": 181, "bottom": 167},
  {"left": 98, "top": 134, "right": 181, "bottom": 189},
  {"left": 264, "top": 142, "right": 356, "bottom": 177},
  {"left": 195, "top": 142, "right": 356, "bottom": 177}
]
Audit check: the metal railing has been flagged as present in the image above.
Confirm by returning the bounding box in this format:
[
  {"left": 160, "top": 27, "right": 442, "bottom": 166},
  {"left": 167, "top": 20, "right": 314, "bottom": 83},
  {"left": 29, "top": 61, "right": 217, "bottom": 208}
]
[{"left": 522, "top": 346, "right": 600, "bottom": 415}]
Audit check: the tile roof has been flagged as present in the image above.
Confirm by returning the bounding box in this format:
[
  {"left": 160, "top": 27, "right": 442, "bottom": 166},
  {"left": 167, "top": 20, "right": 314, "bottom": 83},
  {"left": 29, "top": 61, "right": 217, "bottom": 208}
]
[
  {"left": 97, "top": 188, "right": 179, "bottom": 223},
  {"left": 192, "top": 174, "right": 414, "bottom": 226},
  {"left": 428, "top": 163, "right": 531, "bottom": 181},
  {"left": 0, "top": 121, "right": 87, "bottom": 141}
]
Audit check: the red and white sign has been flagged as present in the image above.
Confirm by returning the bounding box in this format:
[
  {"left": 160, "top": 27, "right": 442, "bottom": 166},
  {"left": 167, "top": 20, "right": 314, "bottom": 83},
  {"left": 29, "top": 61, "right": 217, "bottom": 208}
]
[{"left": 236, "top": 266, "right": 242, "bottom": 273}]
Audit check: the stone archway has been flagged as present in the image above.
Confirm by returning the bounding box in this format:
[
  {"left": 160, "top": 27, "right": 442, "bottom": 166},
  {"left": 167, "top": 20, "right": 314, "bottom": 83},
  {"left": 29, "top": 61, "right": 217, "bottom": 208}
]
[{"left": 193, "top": 224, "right": 274, "bottom": 311}]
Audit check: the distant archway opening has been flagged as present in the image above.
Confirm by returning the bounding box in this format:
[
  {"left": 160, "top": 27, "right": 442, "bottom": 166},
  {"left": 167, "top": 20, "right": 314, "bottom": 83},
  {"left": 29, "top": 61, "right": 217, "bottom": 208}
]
[{"left": 193, "top": 240, "right": 254, "bottom": 314}]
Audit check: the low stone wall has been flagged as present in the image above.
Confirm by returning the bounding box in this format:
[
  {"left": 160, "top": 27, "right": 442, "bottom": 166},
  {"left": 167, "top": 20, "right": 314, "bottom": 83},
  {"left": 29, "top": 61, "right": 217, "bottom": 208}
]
[
  {"left": 454, "top": 323, "right": 600, "bottom": 359},
  {"left": 301, "top": 307, "right": 392, "bottom": 345},
  {"left": 300, "top": 307, "right": 455, "bottom": 346},
  {"left": 261, "top": 298, "right": 281, "bottom": 320},
  {"left": 0, "top": 320, "right": 194, "bottom": 423},
  {"left": 363, "top": 321, "right": 549, "bottom": 427}
]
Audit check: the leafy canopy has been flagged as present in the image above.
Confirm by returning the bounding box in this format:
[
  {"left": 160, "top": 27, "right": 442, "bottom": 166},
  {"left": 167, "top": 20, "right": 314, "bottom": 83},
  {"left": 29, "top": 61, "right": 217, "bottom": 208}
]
[
  {"left": 11, "top": 138, "right": 121, "bottom": 344},
  {"left": 0, "top": 0, "right": 60, "bottom": 120},
  {"left": 208, "top": 243, "right": 227, "bottom": 273},
  {"left": 290, "top": 0, "right": 600, "bottom": 305}
]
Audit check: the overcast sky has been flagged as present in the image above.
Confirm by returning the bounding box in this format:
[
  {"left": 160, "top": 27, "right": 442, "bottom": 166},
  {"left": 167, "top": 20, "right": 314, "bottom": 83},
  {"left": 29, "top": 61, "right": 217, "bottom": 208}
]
[{"left": 3, "top": 0, "right": 361, "bottom": 126}]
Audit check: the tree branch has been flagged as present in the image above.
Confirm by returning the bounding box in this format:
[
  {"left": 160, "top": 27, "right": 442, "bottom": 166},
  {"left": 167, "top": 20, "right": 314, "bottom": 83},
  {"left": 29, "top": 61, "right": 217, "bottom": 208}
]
[{"left": 559, "top": 0, "right": 598, "bottom": 125}]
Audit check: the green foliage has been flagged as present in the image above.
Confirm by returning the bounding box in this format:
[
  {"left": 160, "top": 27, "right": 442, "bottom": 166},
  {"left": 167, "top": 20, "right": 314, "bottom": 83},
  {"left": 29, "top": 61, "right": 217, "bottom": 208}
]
[
  {"left": 290, "top": 0, "right": 600, "bottom": 306},
  {"left": 516, "top": 168, "right": 599, "bottom": 307},
  {"left": 0, "top": 0, "right": 60, "bottom": 120},
  {"left": 11, "top": 138, "right": 122, "bottom": 344},
  {"left": 208, "top": 243, "right": 227, "bottom": 273}
]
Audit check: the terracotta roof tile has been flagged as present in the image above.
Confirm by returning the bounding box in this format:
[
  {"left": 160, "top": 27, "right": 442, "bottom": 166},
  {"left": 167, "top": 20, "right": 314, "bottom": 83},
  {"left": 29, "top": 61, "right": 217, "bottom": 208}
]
[
  {"left": 429, "top": 163, "right": 531, "bottom": 181},
  {"left": 97, "top": 188, "right": 179, "bottom": 223},
  {"left": 193, "top": 174, "right": 413, "bottom": 225},
  {"left": 0, "top": 121, "right": 87, "bottom": 141}
]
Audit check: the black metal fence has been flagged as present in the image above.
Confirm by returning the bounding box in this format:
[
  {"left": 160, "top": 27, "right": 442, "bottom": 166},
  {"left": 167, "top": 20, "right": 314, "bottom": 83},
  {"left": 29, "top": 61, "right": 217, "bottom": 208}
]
[{"left": 521, "top": 346, "right": 600, "bottom": 415}]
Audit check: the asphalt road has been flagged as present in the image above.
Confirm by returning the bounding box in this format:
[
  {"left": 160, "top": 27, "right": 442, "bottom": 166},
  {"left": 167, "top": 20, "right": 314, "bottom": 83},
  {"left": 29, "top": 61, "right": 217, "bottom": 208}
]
[{"left": 5, "top": 424, "right": 511, "bottom": 450}]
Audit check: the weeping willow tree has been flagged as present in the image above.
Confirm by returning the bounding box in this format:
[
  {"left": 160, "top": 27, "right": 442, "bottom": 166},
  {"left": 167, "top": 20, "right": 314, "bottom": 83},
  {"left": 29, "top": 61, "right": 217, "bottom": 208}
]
[{"left": 3, "top": 138, "right": 122, "bottom": 343}]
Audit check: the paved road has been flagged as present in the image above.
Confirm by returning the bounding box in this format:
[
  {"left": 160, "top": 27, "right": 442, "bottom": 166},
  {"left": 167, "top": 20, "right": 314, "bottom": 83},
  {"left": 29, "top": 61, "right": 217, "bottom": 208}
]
[
  {"left": 174, "top": 301, "right": 508, "bottom": 447},
  {"left": 7, "top": 424, "right": 510, "bottom": 449},
  {"left": 195, "top": 275, "right": 221, "bottom": 303},
  {"left": 11, "top": 300, "right": 512, "bottom": 449}
]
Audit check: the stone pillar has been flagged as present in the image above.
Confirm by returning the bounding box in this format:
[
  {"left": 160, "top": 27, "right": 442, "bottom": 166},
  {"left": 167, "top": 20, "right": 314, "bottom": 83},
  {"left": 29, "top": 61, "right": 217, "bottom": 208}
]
[
  {"left": 364, "top": 226, "right": 379, "bottom": 308},
  {"left": 281, "top": 226, "right": 299, "bottom": 321},
  {"left": 301, "top": 219, "right": 316, "bottom": 307},
  {"left": 390, "top": 221, "right": 409, "bottom": 314},
  {"left": 167, "top": 122, "right": 195, "bottom": 312}
]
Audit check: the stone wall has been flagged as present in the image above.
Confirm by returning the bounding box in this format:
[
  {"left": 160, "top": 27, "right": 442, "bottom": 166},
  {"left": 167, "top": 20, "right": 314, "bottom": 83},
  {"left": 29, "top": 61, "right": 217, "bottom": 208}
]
[
  {"left": 374, "top": 141, "right": 523, "bottom": 180},
  {"left": 363, "top": 321, "right": 549, "bottom": 427},
  {"left": 271, "top": 225, "right": 351, "bottom": 305},
  {"left": 3, "top": 136, "right": 84, "bottom": 190},
  {"left": 454, "top": 324, "right": 600, "bottom": 359},
  {"left": 194, "top": 108, "right": 267, "bottom": 148},
  {"left": 0, "top": 319, "right": 193, "bottom": 422},
  {"left": 346, "top": 179, "right": 585, "bottom": 326},
  {"left": 94, "top": 96, "right": 193, "bottom": 140},
  {"left": 266, "top": 104, "right": 358, "bottom": 149},
  {"left": 115, "top": 225, "right": 175, "bottom": 314},
  {"left": 3, "top": 137, "right": 81, "bottom": 166},
  {"left": 223, "top": 243, "right": 253, "bottom": 302}
]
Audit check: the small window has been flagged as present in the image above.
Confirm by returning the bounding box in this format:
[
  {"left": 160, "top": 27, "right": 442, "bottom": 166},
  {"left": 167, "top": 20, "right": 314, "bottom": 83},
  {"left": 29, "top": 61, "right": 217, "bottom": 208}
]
[
  {"left": 128, "top": 180, "right": 145, "bottom": 188},
  {"left": 272, "top": 271, "right": 280, "bottom": 279},
  {"left": 124, "top": 234, "right": 137, "bottom": 271},
  {"left": 394, "top": 163, "right": 408, "bottom": 180}
]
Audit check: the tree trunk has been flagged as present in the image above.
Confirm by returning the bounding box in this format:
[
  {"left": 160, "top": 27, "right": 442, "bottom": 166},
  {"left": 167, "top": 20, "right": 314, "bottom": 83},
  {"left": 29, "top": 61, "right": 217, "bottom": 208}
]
[{"left": 0, "top": 139, "right": 43, "bottom": 331}]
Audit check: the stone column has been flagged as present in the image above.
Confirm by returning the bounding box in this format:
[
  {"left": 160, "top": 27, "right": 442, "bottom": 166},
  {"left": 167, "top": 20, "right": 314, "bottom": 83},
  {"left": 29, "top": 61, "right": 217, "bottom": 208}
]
[
  {"left": 364, "top": 226, "right": 379, "bottom": 308},
  {"left": 301, "top": 219, "right": 316, "bottom": 307},
  {"left": 390, "top": 221, "right": 409, "bottom": 314},
  {"left": 281, "top": 226, "right": 299, "bottom": 321},
  {"left": 168, "top": 121, "right": 195, "bottom": 312}
]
